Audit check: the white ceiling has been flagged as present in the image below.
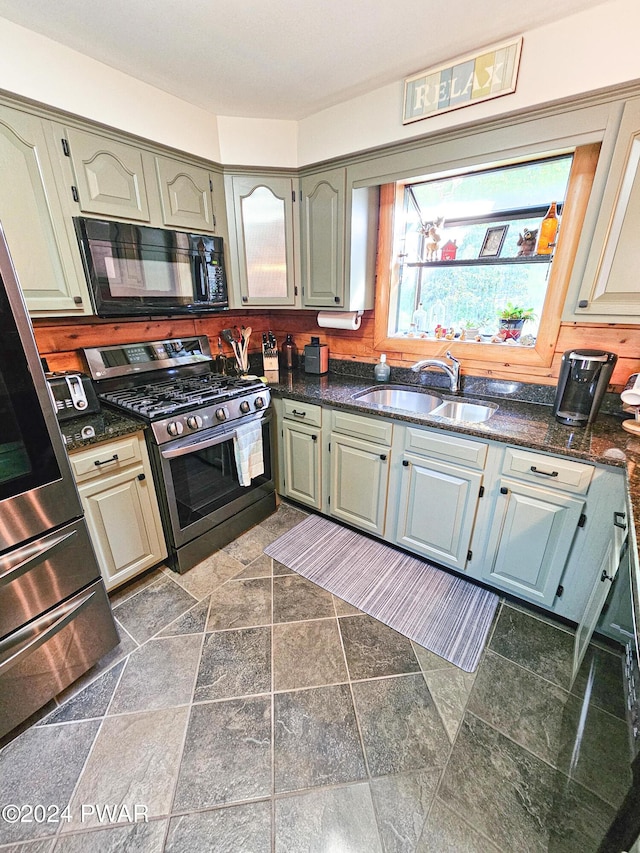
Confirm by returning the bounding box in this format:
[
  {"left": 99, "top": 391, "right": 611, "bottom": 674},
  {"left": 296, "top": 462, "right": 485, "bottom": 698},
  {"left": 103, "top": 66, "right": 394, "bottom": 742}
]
[{"left": 0, "top": 0, "right": 613, "bottom": 120}]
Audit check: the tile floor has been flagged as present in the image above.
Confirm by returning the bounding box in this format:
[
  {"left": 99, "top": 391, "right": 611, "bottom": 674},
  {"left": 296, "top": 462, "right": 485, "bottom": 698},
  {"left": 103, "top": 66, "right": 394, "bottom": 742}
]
[{"left": 0, "top": 501, "right": 631, "bottom": 852}]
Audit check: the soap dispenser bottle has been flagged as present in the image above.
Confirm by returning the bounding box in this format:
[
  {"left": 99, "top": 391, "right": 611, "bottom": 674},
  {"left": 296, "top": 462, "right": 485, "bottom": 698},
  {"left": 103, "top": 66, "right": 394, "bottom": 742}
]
[{"left": 374, "top": 354, "right": 390, "bottom": 383}]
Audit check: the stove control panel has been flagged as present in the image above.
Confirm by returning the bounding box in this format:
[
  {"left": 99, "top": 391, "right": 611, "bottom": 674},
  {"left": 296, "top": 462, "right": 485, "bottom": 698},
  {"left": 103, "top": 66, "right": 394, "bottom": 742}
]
[{"left": 151, "top": 386, "right": 271, "bottom": 445}]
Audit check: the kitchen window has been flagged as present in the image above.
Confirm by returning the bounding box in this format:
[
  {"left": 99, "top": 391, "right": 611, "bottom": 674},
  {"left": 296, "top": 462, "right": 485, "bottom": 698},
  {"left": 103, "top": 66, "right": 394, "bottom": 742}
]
[{"left": 373, "top": 144, "right": 600, "bottom": 369}]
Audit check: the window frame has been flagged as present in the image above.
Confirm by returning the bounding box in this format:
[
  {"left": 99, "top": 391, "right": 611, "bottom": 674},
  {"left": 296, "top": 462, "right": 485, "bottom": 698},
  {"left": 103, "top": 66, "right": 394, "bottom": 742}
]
[{"left": 373, "top": 144, "right": 600, "bottom": 370}]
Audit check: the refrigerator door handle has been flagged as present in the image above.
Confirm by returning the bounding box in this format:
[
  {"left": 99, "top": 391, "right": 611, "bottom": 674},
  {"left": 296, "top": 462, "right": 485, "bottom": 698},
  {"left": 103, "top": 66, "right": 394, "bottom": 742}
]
[
  {"left": 0, "top": 529, "right": 77, "bottom": 589},
  {"left": 0, "top": 586, "right": 98, "bottom": 675}
]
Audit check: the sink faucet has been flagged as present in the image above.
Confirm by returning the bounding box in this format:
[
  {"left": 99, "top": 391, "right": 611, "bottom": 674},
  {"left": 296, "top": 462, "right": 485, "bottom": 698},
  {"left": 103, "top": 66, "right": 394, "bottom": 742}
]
[{"left": 411, "top": 350, "right": 461, "bottom": 394}]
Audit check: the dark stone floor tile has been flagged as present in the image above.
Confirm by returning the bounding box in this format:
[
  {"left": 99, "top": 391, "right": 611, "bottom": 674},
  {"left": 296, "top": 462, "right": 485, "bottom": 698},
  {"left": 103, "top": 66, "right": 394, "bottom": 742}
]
[
  {"left": 40, "top": 661, "right": 125, "bottom": 725},
  {"left": 165, "top": 801, "right": 271, "bottom": 853},
  {"left": 467, "top": 650, "right": 570, "bottom": 765},
  {"left": 272, "top": 559, "right": 294, "bottom": 576},
  {"left": 422, "top": 666, "right": 476, "bottom": 743},
  {"left": 417, "top": 798, "right": 501, "bottom": 852},
  {"left": 339, "top": 614, "right": 420, "bottom": 680},
  {"left": 572, "top": 643, "right": 626, "bottom": 719},
  {"left": 370, "top": 768, "right": 441, "bottom": 853},
  {"left": 194, "top": 627, "right": 271, "bottom": 702},
  {"left": 489, "top": 605, "right": 574, "bottom": 688},
  {"left": 273, "top": 619, "right": 347, "bottom": 691},
  {"left": 333, "top": 595, "right": 363, "bottom": 616},
  {"left": 206, "top": 578, "right": 271, "bottom": 631},
  {"left": 275, "top": 783, "right": 382, "bottom": 852},
  {"left": 272, "top": 575, "right": 334, "bottom": 623},
  {"left": 67, "top": 708, "right": 188, "bottom": 827},
  {"left": 158, "top": 597, "right": 210, "bottom": 636},
  {"left": 171, "top": 552, "right": 245, "bottom": 600},
  {"left": 274, "top": 684, "right": 366, "bottom": 792},
  {"left": 234, "top": 553, "right": 272, "bottom": 579},
  {"left": 260, "top": 502, "right": 307, "bottom": 537},
  {"left": 352, "top": 675, "right": 450, "bottom": 776},
  {"left": 556, "top": 694, "right": 632, "bottom": 808},
  {"left": 0, "top": 721, "right": 100, "bottom": 844},
  {"left": 108, "top": 567, "right": 166, "bottom": 607},
  {"left": 173, "top": 697, "right": 271, "bottom": 810},
  {"left": 109, "top": 635, "right": 202, "bottom": 714},
  {"left": 52, "top": 820, "right": 167, "bottom": 852},
  {"left": 112, "top": 576, "right": 197, "bottom": 644},
  {"left": 223, "top": 525, "right": 277, "bottom": 565},
  {"left": 545, "top": 769, "right": 616, "bottom": 853}
]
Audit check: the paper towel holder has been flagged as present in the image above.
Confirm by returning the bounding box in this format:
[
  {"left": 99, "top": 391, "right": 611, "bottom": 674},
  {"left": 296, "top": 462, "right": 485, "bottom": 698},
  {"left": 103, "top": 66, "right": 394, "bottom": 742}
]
[{"left": 316, "top": 310, "right": 363, "bottom": 330}]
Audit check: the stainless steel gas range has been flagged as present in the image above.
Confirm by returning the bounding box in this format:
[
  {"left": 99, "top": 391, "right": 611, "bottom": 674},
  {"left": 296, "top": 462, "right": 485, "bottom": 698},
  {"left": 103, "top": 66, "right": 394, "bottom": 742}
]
[{"left": 83, "top": 336, "right": 276, "bottom": 574}]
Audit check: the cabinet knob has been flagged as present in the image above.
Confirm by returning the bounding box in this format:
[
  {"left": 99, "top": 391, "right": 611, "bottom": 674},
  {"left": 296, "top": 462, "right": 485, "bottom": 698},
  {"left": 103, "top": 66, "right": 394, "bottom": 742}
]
[
  {"left": 379, "top": 454, "right": 387, "bottom": 461},
  {"left": 73, "top": 296, "right": 83, "bottom": 304},
  {"left": 242, "top": 296, "right": 248, "bottom": 303},
  {"left": 402, "top": 460, "right": 409, "bottom": 467},
  {"left": 137, "top": 473, "right": 146, "bottom": 481},
  {"left": 614, "top": 511, "right": 627, "bottom": 529},
  {"left": 601, "top": 569, "right": 615, "bottom": 583},
  {"left": 500, "top": 486, "right": 509, "bottom": 494},
  {"left": 311, "top": 434, "right": 317, "bottom": 442},
  {"left": 334, "top": 296, "right": 340, "bottom": 303},
  {"left": 578, "top": 299, "right": 589, "bottom": 308}
]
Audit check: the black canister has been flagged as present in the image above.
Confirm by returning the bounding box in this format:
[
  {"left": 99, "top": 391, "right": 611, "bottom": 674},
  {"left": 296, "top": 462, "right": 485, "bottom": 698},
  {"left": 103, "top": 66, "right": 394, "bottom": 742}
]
[{"left": 280, "top": 334, "right": 298, "bottom": 370}]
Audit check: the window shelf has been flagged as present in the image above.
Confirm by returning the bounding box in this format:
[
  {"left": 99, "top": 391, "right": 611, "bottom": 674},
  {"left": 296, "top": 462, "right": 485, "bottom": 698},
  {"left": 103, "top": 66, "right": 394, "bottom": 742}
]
[{"left": 404, "top": 255, "right": 552, "bottom": 269}]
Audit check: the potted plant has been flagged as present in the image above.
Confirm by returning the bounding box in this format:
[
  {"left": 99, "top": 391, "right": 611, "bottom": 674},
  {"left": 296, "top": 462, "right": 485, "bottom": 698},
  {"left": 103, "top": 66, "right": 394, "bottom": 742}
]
[{"left": 497, "top": 303, "right": 535, "bottom": 341}]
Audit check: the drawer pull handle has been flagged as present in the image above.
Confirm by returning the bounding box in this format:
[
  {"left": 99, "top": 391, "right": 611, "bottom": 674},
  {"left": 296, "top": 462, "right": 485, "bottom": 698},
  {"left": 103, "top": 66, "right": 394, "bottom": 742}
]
[
  {"left": 291, "top": 410, "right": 306, "bottom": 417},
  {"left": 530, "top": 465, "right": 558, "bottom": 478},
  {"left": 94, "top": 454, "right": 119, "bottom": 467},
  {"left": 614, "top": 511, "right": 627, "bottom": 529}
]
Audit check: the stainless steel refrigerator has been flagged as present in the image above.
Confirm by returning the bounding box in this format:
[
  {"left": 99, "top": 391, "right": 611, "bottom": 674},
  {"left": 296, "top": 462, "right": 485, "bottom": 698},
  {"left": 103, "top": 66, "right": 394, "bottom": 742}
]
[{"left": 0, "top": 226, "right": 118, "bottom": 739}]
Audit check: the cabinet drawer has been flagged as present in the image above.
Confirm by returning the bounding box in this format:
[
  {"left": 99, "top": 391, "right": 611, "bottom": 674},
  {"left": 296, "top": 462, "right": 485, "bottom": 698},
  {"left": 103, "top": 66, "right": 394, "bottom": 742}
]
[
  {"left": 70, "top": 434, "right": 143, "bottom": 481},
  {"left": 282, "top": 399, "right": 323, "bottom": 427},
  {"left": 331, "top": 410, "right": 393, "bottom": 445},
  {"left": 502, "top": 447, "right": 593, "bottom": 494},
  {"left": 404, "top": 427, "right": 487, "bottom": 470}
]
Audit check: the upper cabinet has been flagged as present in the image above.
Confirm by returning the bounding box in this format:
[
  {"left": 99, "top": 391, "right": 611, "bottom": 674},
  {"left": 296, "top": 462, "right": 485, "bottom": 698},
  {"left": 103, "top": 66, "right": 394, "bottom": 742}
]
[
  {"left": 225, "top": 173, "right": 299, "bottom": 307},
  {"left": 60, "top": 126, "right": 151, "bottom": 221},
  {"left": 571, "top": 97, "right": 640, "bottom": 319},
  {"left": 153, "top": 154, "right": 220, "bottom": 233},
  {"left": 0, "top": 105, "right": 92, "bottom": 316},
  {"left": 300, "top": 166, "right": 378, "bottom": 311}
]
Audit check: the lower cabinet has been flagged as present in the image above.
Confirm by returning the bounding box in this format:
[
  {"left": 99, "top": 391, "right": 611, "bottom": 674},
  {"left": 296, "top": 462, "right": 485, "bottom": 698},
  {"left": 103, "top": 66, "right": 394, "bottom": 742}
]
[
  {"left": 282, "top": 420, "right": 322, "bottom": 509},
  {"left": 69, "top": 432, "right": 167, "bottom": 591},
  {"left": 329, "top": 432, "right": 389, "bottom": 536},
  {"left": 394, "top": 452, "right": 483, "bottom": 571},
  {"left": 479, "top": 477, "right": 585, "bottom": 606}
]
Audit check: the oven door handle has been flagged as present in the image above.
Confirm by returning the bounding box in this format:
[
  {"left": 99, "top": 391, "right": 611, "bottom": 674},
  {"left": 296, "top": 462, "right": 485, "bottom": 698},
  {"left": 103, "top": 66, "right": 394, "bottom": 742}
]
[{"left": 160, "top": 429, "right": 238, "bottom": 460}]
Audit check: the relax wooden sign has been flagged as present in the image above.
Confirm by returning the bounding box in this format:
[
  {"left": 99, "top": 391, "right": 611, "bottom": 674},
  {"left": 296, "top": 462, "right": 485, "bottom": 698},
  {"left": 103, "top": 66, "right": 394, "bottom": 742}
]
[{"left": 403, "top": 37, "right": 522, "bottom": 124}]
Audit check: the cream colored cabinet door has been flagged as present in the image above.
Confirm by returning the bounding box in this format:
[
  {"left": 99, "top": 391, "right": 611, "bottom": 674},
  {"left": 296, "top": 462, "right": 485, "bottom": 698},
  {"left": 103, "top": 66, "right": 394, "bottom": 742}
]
[
  {"left": 153, "top": 154, "right": 216, "bottom": 232},
  {"left": 61, "top": 126, "right": 150, "bottom": 221},
  {"left": 481, "top": 478, "right": 585, "bottom": 606},
  {"left": 394, "top": 453, "right": 483, "bottom": 571},
  {"left": 329, "top": 433, "right": 389, "bottom": 536},
  {"left": 282, "top": 420, "right": 322, "bottom": 509},
  {"left": 0, "top": 106, "right": 92, "bottom": 315},
  {"left": 225, "top": 174, "right": 298, "bottom": 306},
  {"left": 574, "top": 97, "right": 640, "bottom": 318},
  {"left": 300, "top": 168, "right": 345, "bottom": 308}
]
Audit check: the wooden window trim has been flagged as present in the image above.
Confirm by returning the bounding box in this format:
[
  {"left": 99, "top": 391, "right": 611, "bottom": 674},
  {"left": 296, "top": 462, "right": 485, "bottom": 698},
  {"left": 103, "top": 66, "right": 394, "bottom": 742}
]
[{"left": 373, "top": 143, "right": 601, "bottom": 372}]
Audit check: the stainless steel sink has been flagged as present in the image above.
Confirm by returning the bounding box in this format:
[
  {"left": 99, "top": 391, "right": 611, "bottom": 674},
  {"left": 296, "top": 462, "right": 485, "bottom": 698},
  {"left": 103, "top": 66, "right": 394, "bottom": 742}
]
[
  {"left": 431, "top": 399, "right": 498, "bottom": 422},
  {"left": 353, "top": 386, "right": 443, "bottom": 414}
]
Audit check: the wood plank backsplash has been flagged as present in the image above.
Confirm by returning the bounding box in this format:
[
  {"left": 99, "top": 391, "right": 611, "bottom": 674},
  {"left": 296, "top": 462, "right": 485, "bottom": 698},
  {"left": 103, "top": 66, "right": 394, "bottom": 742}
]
[{"left": 33, "top": 311, "right": 640, "bottom": 392}]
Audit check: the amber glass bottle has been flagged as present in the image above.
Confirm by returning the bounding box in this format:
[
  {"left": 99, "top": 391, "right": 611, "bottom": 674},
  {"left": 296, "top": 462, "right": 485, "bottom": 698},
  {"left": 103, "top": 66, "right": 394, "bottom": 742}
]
[{"left": 535, "top": 202, "right": 559, "bottom": 255}]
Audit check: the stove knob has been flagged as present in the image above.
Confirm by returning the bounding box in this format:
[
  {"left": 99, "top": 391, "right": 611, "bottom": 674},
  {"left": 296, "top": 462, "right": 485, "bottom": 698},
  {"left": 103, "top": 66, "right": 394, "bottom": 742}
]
[
  {"left": 167, "top": 421, "right": 184, "bottom": 437},
  {"left": 186, "top": 415, "right": 203, "bottom": 430},
  {"left": 215, "top": 408, "right": 227, "bottom": 422},
  {"left": 239, "top": 401, "right": 251, "bottom": 414},
  {"left": 254, "top": 396, "right": 265, "bottom": 410}
]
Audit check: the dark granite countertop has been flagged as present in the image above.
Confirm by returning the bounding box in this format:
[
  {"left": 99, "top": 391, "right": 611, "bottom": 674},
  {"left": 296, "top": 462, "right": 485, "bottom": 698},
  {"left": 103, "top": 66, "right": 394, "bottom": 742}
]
[
  {"left": 267, "top": 368, "right": 640, "bottom": 639},
  {"left": 59, "top": 407, "right": 145, "bottom": 452}
]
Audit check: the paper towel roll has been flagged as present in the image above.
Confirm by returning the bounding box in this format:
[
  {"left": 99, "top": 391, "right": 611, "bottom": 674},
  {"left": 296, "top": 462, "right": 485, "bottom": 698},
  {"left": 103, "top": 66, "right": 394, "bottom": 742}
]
[{"left": 316, "top": 311, "right": 362, "bottom": 330}]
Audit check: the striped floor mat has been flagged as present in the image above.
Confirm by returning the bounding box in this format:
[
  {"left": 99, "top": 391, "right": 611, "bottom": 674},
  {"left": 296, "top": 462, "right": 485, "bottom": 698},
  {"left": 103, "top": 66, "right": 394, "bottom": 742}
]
[{"left": 265, "top": 515, "right": 499, "bottom": 672}]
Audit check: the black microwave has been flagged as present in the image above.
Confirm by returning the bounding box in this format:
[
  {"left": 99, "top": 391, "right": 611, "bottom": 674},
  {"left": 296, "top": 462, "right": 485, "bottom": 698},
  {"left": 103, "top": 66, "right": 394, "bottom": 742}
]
[{"left": 74, "top": 217, "right": 228, "bottom": 317}]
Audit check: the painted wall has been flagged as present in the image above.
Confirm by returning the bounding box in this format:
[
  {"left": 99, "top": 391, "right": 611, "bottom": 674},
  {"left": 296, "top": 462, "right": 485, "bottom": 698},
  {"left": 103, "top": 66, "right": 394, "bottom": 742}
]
[{"left": 1, "top": 0, "right": 639, "bottom": 168}]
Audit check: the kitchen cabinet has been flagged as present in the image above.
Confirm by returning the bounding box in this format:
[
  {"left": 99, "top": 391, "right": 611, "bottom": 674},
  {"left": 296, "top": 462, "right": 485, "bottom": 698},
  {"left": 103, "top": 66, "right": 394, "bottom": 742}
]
[
  {"left": 300, "top": 167, "right": 378, "bottom": 310},
  {"left": 153, "top": 154, "right": 220, "bottom": 233},
  {"left": 69, "top": 432, "right": 167, "bottom": 591},
  {"left": 572, "top": 97, "right": 640, "bottom": 319},
  {"left": 328, "top": 410, "right": 392, "bottom": 536},
  {"left": 225, "top": 173, "right": 299, "bottom": 307},
  {"left": 280, "top": 399, "right": 323, "bottom": 510},
  {"left": 390, "top": 427, "right": 486, "bottom": 572},
  {"left": 0, "top": 105, "right": 92, "bottom": 316},
  {"left": 281, "top": 400, "right": 322, "bottom": 509},
  {"left": 58, "top": 125, "right": 151, "bottom": 221}
]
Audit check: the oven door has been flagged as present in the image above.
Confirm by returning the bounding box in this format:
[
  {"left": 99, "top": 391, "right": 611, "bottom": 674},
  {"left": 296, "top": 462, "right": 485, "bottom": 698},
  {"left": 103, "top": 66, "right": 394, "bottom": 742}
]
[{"left": 155, "top": 412, "right": 273, "bottom": 549}]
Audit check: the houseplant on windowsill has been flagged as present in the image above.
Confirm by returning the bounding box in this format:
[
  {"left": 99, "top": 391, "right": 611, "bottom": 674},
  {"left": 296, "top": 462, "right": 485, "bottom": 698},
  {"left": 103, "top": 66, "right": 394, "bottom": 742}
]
[{"left": 497, "top": 303, "right": 535, "bottom": 341}]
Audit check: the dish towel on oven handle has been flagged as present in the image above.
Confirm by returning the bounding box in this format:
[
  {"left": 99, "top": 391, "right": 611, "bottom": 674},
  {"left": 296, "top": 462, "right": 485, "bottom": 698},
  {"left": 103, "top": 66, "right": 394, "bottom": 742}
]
[{"left": 233, "top": 419, "right": 264, "bottom": 487}]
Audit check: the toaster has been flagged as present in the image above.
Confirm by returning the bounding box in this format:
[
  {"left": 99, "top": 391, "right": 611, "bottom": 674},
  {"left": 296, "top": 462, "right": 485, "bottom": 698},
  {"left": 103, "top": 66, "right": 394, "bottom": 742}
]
[{"left": 45, "top": 371, "right": 101, "bottom": 421}]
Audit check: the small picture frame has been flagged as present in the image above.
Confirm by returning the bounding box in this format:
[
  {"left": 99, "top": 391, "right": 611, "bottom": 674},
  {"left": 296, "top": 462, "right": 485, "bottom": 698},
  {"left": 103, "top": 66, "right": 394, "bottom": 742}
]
[{"left": 479, "top": 225, "right": 508, "bottom": 258}]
